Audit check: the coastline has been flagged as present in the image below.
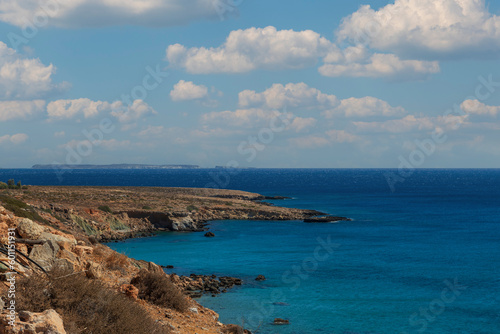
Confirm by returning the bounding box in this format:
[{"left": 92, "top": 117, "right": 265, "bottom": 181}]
[{"left": 0, "top": 185, "right": 330, "bottom": 333}]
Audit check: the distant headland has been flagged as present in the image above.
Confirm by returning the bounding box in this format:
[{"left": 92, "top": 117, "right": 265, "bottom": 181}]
[{"left": 31, "top": 164, "right": 199, "bottom": 169}]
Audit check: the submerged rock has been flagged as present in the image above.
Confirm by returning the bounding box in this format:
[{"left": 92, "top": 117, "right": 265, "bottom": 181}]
[
  {"left": 304, "top": 215, "right": 351, "bottom": 223},
  {"left": 255, "top": 275, "right": 266, "bottom": 281},
  {"left": 273, "top": 318, "right": 290, "bottom": 325},
  {"left": 204, "top": 232, "right": 215, "bottom": 237}
]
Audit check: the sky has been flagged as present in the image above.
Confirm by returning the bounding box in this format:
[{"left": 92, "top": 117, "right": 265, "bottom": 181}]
[{"left": 1, "top": 0, "right": 500, "bottom": 168}]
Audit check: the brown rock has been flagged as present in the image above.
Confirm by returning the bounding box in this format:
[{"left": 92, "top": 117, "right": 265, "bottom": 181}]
[
  {"left": 85, "top": 261, "right": 103, "bottom": 279},
  {"left": 16, "top": 218, "right": 44, "bottom": 240},
  {"left": 0, "top": 309, "right": 67, "bottom": 334},
  {"left": 119, "top": 284, "right": 139, "bottom": 300},
  {"left": 273, "top": 318, "right": 290, "bottom": 325},
  {"left": 74, "top": 245, "right": 93, "bottom": 256}
]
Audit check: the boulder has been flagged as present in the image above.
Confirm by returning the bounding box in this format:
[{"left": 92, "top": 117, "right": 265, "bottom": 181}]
[
  {"left": 39, "top": 232, "right": 76, "bottom": 247},
  {"left": 73, "top": 245, "right": 94, "bottom": 257},
  {"left": 222, "top": 324, "right": 249, "bottom": 334},
  {"left": 255, "top": 275, "right": 266, "bottom": 281},
  {"left": 0, "top": 309, "right": 67, "bottom": 334},
  {"left": 204, "top": 232, "right": 215, "bottom": 237},
  {"left": 119, "top": 284, "right": 139, "bottom": 300},
  {"left": 16, "top": 218, "right": 44, "bottom": 240},
  {"left": 85, "top": 261, "right": 103, "bottom": 279},
  {"left": 29, "top": 240, "right": 59, "bottom": 271},
  {"left": 273, "top": 318, "right": 290, "bottom": 325},
  {"left": 147, "top": 262, "right": 163, "bottom": 275},
  {"left": 53, "top": 258, "right": 75, "bottom": 273}
]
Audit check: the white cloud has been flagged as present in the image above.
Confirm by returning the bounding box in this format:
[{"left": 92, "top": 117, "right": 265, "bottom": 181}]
[
  {"left": 289, "top": 129, "right": 360, "bottom": 148},
  {"left": 289, "top": 117, "right": 317, "bottom": 132},
  {"left": 110, "top": 99, "right": 157, "bottom": 123},
  {"left": 170, "top": 80, "right": 208, "bottom": 101},
  {"left": 337, "top": 0, "right": 500, "bottom": 59},
  {"left": 290, "top": 135, "right": 330, "bottom": 149},
  {"left": 353, "top": 115, "right": 437, "bottom": 133},
  {"left": 0, "top": 0, "right": 231, "bottom": 28},
  {"left": 239, "top": 82, "right": 339, "bottom": 109},
  {"left": 324, "top": 96, "right": 406, "bottom": 118},
  {"left": 47, "top": 98, "right": 112, "bottom": 119},
  {"left": 201, "top": 108, "right": 283, "bottom": 128},
  {"left": 166, "top": 26, "right": 332, "bottom": 74},
  {"left": 54, "top": 131, "right": 65, "bottom": 137},
  {"left": 0, "top": 42, "right": 66, "bottom": 99},
  {"left": 0, "top": 100, "right": 45, "bottom": 121},
  {"left": 47, "top": 98, "right": 156, "bottom": 123},
  {"left": 0, "top": 133, "right": 28, "bottom": 145},
  {"left": 319, "top": 53, "right": 440, "bottom": 79},
  {"left": 460, "top": 99, "right": 500, "bottom": 117}
]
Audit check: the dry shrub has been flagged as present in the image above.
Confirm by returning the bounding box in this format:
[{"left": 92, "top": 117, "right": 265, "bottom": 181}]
[
  {"left": 132, "top": 271, "right": 189, "bottom": 312},
  {"left": 105, "top": 251, "right": 129, "bottom": 271},
  {"left": 15, "top": 269, "right": 169, "bottom": 334}
]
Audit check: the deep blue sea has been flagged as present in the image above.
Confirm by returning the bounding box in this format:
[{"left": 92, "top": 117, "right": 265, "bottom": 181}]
[{"left": 1, "top": 168, "right": 499, "bottom": 333}]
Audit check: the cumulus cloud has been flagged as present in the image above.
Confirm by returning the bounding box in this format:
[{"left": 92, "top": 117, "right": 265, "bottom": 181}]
[
  {"left": 324, "top": 96, "right": 406, "bottom": 118},
  {"left": 47, "top": 98, "right": 112, "bottom": 120},
  {"left": 0, "top": 100, "right": 45, "bottom": 121},
  {"left": 239, "top": 82, "right": 339, "bottom": 109},
  {"left": 238, "top": 83, "right": 405, "bottom": 119},
  {"left": 0, "top": 133, "right": 28, "bottom": 145},
  {"left": 170, "top": 80, "right": 208, "bottom": 101},
  {"left": 353, "top": 115, "right": 438, "bottom": 133},
  {"left": 319, "top": 53, "right": 440, "bottom": 79},
  {"left": 110, "top": 100, "right": 157, "bottom": 123},
  {"left": 166, "top": 26, "right": 332, "bottom": 74},
  {"left": 0, "top": 42, "right": 67, "bottom": 99},
  {"left": 166, "top": 26, "right": 440, "bottom": 80},
  {"left": 337, "top": 0, "right": 500, "bottom": 59},
  {"left": 289, "top": 129, "right": 360, "bottom": 148},
  {"left": 0, "top": 0, "right": 232, "bottom": 28},
  {"left": 460, "top": 99, "right": 500, "bottom": 117},
  {"left": 201, "top": 108, "right": 283, "bottom": 128},
  {"left": 47, "top": 98, "right": 156, "bottom": 123}
]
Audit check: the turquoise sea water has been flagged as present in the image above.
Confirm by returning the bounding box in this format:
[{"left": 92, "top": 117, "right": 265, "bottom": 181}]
[{"left": 1, "top": 169, "right": 499, "bottom": 333}]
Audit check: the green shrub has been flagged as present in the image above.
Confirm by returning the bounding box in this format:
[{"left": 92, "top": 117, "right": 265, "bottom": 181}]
[
  {"left": 0, "top": 182, "right": 7, "bottom": 189},
  {"left": 0, "top": 195, "right": 47, "bottom": 223},
  {"left": 142, "top": 205, "right": 153, "bottom": 210},
  {"left": 15, "top": 269, "right": 169, "bottom": 334},
  {"left": 186, "top": 205, "right": 198, "bottom": 212},
  {"left": 98, "top": 205, "right": 113, "bottom": 213}
]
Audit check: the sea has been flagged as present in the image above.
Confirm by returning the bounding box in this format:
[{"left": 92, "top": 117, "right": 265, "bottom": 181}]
[{"left": 1, "top": 168, "right": 499, "bottom": 334}]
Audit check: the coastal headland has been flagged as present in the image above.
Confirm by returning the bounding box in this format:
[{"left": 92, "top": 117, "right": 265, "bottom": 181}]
[{"left": 0, "top": 185, "right": 327, "bottom": 333}]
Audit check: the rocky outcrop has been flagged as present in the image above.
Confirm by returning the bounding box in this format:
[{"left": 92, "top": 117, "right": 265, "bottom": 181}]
[
  {"left": 172, "top": 273, "right": 242, "bottom": 297},
  {"left": 16, "top": 218, "right": 44, "bottom": 240},
  {"left": 273, "top": 318, "right": 290, "bottom": 325},
  {"left": 304, "top": 215, "right": 351, "bottom": 223},
  {"left": 0, "top": 309, "right": 67, "bottom": 334}
]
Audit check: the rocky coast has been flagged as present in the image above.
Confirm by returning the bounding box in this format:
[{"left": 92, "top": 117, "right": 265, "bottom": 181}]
[{"left": 0, "top": 185, "right": 329, "bottom": 333}]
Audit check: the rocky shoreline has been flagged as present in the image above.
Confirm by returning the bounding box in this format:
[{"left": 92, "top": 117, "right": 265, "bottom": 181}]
[{"left": 0, "top": 186, "right": 348, "bottom": 333}]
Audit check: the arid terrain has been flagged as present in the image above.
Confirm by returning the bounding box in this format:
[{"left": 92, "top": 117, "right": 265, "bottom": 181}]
[{"left": 0, "top": 186, "right": 324, "bottom": 333}]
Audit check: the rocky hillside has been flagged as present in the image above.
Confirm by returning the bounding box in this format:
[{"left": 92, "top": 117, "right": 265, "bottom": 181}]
[{"left": 0, "top": 186, "right": 322, "bottom": 333}]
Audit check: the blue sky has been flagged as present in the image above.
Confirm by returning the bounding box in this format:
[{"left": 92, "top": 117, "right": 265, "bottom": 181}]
[{"left": 1, "top": 0, "right": 500, "bottom": 168}]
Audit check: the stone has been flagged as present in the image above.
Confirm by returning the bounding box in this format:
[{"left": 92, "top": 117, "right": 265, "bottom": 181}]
[
  {"left": 29, "top": 240, "right": 59, "bottom": 271},
  {"left": 85, "top": 261, "right": 103, "bottom": 279},
  {"left": 147, "top": 262, "right": 163, "bottom": 274},
  {"left": 73, "top": 245, "right": 93, "bottom": 256},
  {"left": 39, "top": 232, "right": 76, "bottom": 246},
  {"left": 119, "top": 284, "right": 139, "bottom": 300},
  {"left": 16, "top": 218, "right": 44, "bottom": 240},
  {"left": 222, "top": 324, "right": 252, "bottom": 334},
  {"left": 204, "top": 232, "right": 215, "bottom": 237},
  {"left": 1, "top": 309, "right": 67, "bottom": 334},
  {"left": 273, "top": 318, "right": 290, "bottom": 325},
  {"left": 188, "top": 307, "right": 198, "bottom": 314},
  {"left": 53, "top": 258, "right": 75, "bottom": 273},
  {"left": 255, "top": 275, "right": 266, "bottom": 281}
]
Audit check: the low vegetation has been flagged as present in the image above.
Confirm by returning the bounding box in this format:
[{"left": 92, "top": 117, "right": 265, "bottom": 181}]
[
  {"left": 186, "top": 204, "right": 198, "bottom": 212},
  {"left": 132, "top": 271, "right": 189, "bottom": 312},
  {"left": 0, "top": 194, "right": 47, "bottom": 223},
  {"left": 98, "top": 205, "right": 113, "bottom": 213},
  {"left": 0, "top": 179, "right": 28, "bottom": 190},
  {"left": 14, "top": 269, "right": 170, "bottom": 334}
]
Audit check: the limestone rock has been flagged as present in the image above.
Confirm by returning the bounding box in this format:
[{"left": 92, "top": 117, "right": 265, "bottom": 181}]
[
  {"left": 29, "top": 240, "right": 59, "bottom": 271},
  {"left": 0, "top": 309, "right": 66, "bottom": 334},
  {"left": 16, "top": 218, "right": 44, "bottom": 240},
  {"left": 85, "top": 261, "right": 103, "bottom": 279}
]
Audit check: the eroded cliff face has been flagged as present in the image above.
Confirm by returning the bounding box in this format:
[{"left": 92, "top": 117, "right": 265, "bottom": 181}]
[
  {"left": 0, "top": 186, "right": 320, "bottom": 333},
  {"left": 0, "top": 200, "right": 250, "bottom": 333},
  {"left": 11, "top": 186, "right": 322, "bottom": 241}
]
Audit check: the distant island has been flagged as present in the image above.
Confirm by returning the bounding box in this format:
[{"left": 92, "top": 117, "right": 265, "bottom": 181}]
[{"left": 32, "top": 164, "right": 199, "bottom": 169}]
